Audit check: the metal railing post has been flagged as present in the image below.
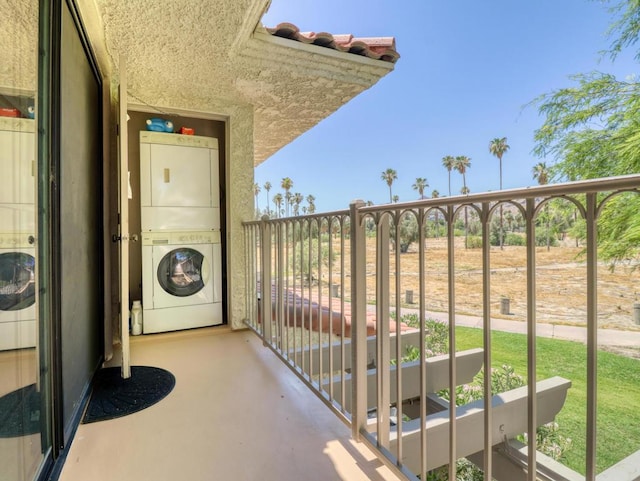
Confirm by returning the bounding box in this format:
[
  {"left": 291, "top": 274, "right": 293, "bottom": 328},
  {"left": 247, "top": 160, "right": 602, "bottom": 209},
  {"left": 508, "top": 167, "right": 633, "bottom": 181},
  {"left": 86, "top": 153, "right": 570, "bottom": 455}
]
[
  {"left": 377, "top": 213, "right": 391, "bottom": 448},
  {"left": 481, "top": 202, "right": 493, "bottom": 479},
  {"left": 350, "top": 200, "right": 367, "bottom": 440},
  {"left": 447, "top": 205, "right": 457, "bottom": 480},
  {"left": 526, "top": 197, "right": 537, "bottom": 480},
  {"left": 260, "top": 215, "right": 272, "bottom": 344},
  {"left": 585, "top": 193, "right": 598, "bottom": 481}
]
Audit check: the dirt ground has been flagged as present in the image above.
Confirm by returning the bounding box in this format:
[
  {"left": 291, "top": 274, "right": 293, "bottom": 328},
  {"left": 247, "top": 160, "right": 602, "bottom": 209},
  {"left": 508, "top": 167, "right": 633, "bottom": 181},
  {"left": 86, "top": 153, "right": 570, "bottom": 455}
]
[{"left": 324, "top": 236, "right": 640, "bottom": 332}]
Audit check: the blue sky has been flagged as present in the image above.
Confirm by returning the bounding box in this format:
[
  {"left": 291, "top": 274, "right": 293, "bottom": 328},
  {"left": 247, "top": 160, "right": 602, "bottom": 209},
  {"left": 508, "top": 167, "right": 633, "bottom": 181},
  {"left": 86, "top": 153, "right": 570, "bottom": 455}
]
[{"left": 255, "top": 0, "right": 638, "bottom": 213}]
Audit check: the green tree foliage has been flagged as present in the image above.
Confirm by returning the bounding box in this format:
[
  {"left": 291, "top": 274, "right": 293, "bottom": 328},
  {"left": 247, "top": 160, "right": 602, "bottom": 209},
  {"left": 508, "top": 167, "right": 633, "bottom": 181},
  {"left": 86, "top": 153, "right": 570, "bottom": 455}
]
[{"left": 533, "top": 0, "right": 640, "bottom": 263}]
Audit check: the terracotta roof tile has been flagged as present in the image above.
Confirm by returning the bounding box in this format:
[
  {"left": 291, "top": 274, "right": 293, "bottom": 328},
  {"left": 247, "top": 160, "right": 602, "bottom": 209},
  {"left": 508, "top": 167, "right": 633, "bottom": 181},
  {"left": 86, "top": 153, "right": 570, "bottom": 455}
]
[{"left": 265, "top": 22, "right": 400, "bottom": 64}]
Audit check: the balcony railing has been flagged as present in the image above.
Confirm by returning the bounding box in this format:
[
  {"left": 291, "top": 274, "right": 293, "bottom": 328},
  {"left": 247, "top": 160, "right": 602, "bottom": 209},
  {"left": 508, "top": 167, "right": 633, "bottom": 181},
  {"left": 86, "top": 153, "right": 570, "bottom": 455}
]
[{"left": 243, "top": 174, "right": 640, "bottom": 481}]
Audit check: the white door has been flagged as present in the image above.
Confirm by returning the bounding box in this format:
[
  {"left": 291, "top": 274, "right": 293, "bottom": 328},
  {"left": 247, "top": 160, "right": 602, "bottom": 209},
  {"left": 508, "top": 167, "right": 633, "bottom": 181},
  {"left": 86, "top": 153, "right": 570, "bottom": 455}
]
[{"left": 117, "top": 56, "right": 131, "bottom": 379}]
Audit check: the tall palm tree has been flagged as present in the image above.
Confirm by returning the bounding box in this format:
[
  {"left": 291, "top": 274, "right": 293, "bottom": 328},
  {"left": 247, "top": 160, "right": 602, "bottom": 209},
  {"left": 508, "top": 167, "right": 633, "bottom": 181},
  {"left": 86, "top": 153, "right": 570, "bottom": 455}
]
[
  {"left": 286, "top": 192, "right": 294, "bottom": 217},
  {"left": 381, "top": 168, "right": 397, "bottom": 203},
  {"left": 489, "top": 137, "right": 510, "bottom": 250},
  {"left": 532, "top": 162, "right": 551, "bottom": 251},
  {"left": 532, "top": 162, "right": 549, "bottom": 185},
  {"left": 412, "top": 177, "right": 429, "bottom": 199},
  {"left": 431, "top": 189, "right": 440, "bottom": 238},
  {"left": 281, "top": 177, "right": 293, "bottom": 216},
  {"left": 455, "top": 156, "right": 471, "bottom": 249},
  {"left": 460, "top": 185, "right": 471, "bottom": 248},
  {"left": 293, "top": 192, "right": 303, "bottom": 216},
  {"left": 306, "top": 194, "right": 316, "bottom": 214},
  {"left": 253, "top": 182, "right": 261, "bottom": 217},
  {"left": 263, "top": 181, "right": 272, "bottom": 217},
  {"left": 441, "top": 156, "right": 455, "bottom": 196},
  {"left": 454, "top": 156, "right": 471, "bottom": 189},
  {"left": 273, "top": 193, "right": 283, "bottom": 219},
  {"left": 489, "top": 137, "right": 510, "bottom": 190}
]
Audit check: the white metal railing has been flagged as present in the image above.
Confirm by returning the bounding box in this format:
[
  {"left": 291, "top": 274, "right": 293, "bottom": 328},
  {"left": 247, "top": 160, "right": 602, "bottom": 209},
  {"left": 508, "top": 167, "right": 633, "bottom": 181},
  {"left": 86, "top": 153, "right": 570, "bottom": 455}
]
[{"left": 243, "top": 174, "right": 640, "bottom": 481}]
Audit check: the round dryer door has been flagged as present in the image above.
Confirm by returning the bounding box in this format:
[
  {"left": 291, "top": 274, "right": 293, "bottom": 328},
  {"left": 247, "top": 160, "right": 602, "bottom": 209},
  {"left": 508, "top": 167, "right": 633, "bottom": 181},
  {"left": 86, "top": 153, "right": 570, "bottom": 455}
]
[
  {"left": 0, "top": 252, "right": 36, "bottom": 311},
  {"left": 157, "top": 248, "right": 206, "bottom": 297}
]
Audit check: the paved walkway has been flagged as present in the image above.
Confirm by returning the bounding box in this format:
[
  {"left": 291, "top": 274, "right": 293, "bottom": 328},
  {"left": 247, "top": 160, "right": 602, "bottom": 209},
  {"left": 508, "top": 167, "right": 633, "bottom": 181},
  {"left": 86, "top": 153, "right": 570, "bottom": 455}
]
[
  {"left": 270, "top": 285, "right": 640, "bottom": 353},
  {"left": 399, "top": 306, "right": 640, "bottom": 351}
]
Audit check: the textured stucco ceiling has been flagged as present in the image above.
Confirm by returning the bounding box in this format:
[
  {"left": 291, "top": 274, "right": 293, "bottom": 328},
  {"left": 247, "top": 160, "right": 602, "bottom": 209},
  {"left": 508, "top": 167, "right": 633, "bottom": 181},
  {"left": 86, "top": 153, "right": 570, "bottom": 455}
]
[
  {"left": 3, "top": 0, "right": 396, "bottom": 165},
  {"left": 0, "top": 1, "right": 38, "bottom": 94},
  {"left": 93, "top": 0, "right": 396, "bottom": 165}
]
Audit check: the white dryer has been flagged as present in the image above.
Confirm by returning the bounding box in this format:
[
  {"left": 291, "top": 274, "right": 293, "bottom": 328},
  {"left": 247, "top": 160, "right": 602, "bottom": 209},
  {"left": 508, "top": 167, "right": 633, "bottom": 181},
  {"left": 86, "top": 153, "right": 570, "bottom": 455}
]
[
  {"left": 0, "top": 232, "right": 37, "bottom": 350},
  {"left": 0, "top": 117, "right": 36, "bottom": 207},
  {"left": 139, "top": 131, "right": 220, "bottom": 231},
  {"left": 141, "top": 231, "right": 222, "bottom": 333}
]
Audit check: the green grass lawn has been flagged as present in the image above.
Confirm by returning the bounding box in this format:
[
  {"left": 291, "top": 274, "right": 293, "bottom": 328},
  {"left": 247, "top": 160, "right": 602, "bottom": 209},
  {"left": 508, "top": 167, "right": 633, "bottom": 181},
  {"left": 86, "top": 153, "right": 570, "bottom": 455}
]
[{"left": 455, "top": 327, "right": 640, "bottom": 475}]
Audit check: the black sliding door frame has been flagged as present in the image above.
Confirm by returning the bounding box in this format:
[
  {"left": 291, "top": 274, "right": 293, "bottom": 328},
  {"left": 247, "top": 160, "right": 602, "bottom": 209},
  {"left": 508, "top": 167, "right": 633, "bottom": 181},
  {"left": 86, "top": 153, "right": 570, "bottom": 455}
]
[{"left": 38, "top": 1, "right": 105, "bottom": 477}]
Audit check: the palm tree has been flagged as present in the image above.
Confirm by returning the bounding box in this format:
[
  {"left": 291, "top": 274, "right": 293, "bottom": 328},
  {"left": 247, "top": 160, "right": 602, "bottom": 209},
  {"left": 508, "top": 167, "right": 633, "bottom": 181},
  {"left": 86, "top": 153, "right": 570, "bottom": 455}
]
[
  {"left": 412, "top": 177, "right": 429, "bottom": 199},
  {"left": 273, "top": 193, "right": 283, "bottom": 219},
  {"left": 454, "top": 156, "right": 471, "bottom": 189},
  {"left": 293, "top": 192, "right": 303, "bottom": 216},
  {"left": 253, "top": 182, "right": 261, "bottom": 217},
  {"left": 431, "top": 189, "right": 440, "bottom": 238},
  {"left": 281, "top": 177, "right": 293, "bottom": 216},
  {"left": 441, "top": 156, "right": 456, "bottom": 196},
  {"left": 381, "top": 168, "right": 397, "bottom": 203},
  {"left": 460, "top": 185, "right": 471, "bottom": 248},
  {"left": 532, "top": 162, "right": 551, "bottom": 250},
  {"left": 455, "top": 156, "right": 471, "bottom": 249},
  {"left": 392, "top": 194, "right": 400, "bottom": 203},
  {"left": 532, "top": 162, "right": 549, "bottom": 186},
  {"left": 306, "top": 194, "right": 316, "bottom": 214},
  {"left": 489, "top": 137, "right": 510, "bottom": 190},
  {"left": 263, "top": 181, "right": 272, "bottom": 217},
  {"left": 489, "top": 137, "right": 510, "bottom": 249},
  {"left": 286, "top": 192, "right": 294, "bottom": 216}
]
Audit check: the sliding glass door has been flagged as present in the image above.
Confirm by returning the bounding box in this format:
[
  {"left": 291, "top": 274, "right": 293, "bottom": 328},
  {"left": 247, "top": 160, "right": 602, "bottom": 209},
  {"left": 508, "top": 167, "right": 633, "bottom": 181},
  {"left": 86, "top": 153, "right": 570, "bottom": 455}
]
[{"left": 0, "top": 1, "right": 52, "bottom": 480}]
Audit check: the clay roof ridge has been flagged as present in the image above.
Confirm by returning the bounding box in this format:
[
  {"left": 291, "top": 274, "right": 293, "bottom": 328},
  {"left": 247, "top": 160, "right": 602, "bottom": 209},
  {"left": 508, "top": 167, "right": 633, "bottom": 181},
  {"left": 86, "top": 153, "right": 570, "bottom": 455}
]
[{"left": 265, "top": 22, "right": 399, "bottom": 63}]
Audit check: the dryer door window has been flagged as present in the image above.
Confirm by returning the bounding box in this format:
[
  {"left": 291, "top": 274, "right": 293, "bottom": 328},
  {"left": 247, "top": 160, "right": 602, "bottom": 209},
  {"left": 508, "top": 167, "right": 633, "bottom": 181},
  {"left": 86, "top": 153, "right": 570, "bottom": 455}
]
[
  {"left": 0, "top": 252, "right": 36, "bottom": 311},
  {"left": 157, "top": 248, "right": 205, "bottom": 297}
]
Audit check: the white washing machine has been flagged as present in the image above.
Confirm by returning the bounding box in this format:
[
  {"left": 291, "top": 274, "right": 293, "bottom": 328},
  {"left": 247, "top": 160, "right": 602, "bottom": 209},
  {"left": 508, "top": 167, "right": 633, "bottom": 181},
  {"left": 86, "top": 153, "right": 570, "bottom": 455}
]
[
  {"left": 139, "top": 131, "right": 220, "bottom": 231},
  {"left": 0, "top": 232, "right": 37, "bottom": 350},
  {"left": 141, "top": 231, "right": 222, "bottom": 333}
]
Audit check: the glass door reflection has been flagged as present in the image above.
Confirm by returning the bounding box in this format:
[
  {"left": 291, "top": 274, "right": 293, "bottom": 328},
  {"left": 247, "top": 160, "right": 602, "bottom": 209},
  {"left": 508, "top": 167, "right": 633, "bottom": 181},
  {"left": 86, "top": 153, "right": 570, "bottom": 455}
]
[{"left": 0, "top": 1, "right": 48, "bottom": 480}]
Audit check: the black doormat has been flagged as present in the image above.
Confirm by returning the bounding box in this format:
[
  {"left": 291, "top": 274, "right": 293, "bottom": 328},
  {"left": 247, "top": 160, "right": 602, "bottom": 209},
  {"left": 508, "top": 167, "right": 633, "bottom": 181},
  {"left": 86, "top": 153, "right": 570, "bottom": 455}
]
[
  {"left": 0, "top": 384, "right": 40, "bottom": 438},
  {"left": 82, "top": 366, "right": 175, "bottom": 424}
]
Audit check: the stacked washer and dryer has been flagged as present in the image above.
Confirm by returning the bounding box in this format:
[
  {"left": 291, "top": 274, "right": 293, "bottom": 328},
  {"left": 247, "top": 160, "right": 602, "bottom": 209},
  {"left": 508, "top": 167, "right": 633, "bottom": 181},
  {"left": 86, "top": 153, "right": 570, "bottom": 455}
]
[
  {"left": 139, "top": 131, "right": 223, "bottom": 334},
  {"left": 0, "top": 117, "right": 37, "bottom": 350}
]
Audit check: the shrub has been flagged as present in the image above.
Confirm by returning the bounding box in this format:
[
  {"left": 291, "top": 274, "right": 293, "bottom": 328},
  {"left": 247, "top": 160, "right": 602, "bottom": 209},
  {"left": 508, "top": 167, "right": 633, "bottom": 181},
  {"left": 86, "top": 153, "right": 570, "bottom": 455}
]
[
  {"left": 390, "top": 315, "right": 448, "bottom": 364},
  {"left": 505, "top": 232, "right": 526, "bottom": 246},
  {"left": 535, "top": 229, "right": 559, "bottom": 247},
  {"left": 466, "top": 235, "right": 483, "bottom": 249}
]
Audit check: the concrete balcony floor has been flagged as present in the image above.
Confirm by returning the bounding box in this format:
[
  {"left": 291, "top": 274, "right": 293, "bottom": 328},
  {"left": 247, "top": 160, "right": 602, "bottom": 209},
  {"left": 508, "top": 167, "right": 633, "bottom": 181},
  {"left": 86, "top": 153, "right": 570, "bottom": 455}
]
[{"left": 58, "top": 327, "right": 402, "bottom": 481}]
